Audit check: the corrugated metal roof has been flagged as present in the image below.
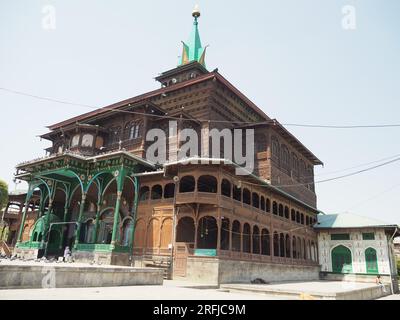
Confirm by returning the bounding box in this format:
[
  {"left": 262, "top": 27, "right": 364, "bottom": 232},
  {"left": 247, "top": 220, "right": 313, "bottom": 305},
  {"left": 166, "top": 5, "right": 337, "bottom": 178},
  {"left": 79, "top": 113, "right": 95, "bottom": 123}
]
[{"left": 314, "top": 213, "right": 398, "bottom": 229}]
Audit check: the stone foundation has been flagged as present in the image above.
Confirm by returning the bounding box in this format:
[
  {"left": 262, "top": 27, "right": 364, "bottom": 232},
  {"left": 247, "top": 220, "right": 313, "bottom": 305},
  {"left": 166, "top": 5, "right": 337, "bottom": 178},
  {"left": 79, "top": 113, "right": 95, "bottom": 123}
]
[
  {"left": 183, "top": 257, "right": 320, "bottom": 285},
  {"left": 0, "top": 263, "right": 164, "bottom": 289},
  {"left": 72, "top": 250, "right": 131, "bottom": 266}
]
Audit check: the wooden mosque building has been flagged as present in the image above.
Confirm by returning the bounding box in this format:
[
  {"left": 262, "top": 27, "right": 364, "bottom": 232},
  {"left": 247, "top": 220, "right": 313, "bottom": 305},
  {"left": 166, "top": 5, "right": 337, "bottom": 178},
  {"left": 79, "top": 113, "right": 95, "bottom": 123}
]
[{"left": 12, "top": 7, "right": 324, "bottom": 283}]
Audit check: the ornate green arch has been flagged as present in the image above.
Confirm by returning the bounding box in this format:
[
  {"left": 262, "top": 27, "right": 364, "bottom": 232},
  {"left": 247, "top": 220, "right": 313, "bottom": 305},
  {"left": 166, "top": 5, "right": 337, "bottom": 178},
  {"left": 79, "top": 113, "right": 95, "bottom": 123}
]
[{"left": 331, "top": 245, "right": 353, "bottom": 273}]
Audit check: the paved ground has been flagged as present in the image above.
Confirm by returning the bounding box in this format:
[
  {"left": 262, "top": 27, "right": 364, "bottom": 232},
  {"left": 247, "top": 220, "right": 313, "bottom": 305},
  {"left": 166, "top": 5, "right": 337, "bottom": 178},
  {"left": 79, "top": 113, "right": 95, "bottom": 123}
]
[
  {"left": 223, "top": 280, "right": 378, "bottom": 294},
  {"left": 0, "top": 281, "right": 294, "bottom": 300}
]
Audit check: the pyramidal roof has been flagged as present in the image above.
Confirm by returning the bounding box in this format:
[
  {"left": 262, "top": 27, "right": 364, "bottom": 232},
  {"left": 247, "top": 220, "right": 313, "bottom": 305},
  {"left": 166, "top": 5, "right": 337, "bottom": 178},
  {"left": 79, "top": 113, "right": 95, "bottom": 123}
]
[{"left": 314, "top": 213, "right": 398, "bottom": 229}]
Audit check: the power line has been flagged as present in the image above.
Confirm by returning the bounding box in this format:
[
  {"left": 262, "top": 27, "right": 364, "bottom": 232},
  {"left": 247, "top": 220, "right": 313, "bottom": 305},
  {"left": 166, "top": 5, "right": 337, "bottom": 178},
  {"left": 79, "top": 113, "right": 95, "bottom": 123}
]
[
  {"left": 2, "top": 87, "right": 400, "bottom": 128},
  {"left": 232, "top": 156, "right": 400, "bottom": 189},
  {"left": 311, "top": 153, "right": 400, "bottom": 178},
  {"left": 344, "top": 182, "right": 400, "bottom": 212}
]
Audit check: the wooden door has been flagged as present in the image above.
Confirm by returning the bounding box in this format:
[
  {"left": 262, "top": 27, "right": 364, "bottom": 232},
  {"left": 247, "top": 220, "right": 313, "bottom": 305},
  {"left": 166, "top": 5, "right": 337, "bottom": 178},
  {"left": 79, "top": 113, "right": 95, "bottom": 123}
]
[{"left": 174, "top": 243, "right": 190, "bottom": 277}]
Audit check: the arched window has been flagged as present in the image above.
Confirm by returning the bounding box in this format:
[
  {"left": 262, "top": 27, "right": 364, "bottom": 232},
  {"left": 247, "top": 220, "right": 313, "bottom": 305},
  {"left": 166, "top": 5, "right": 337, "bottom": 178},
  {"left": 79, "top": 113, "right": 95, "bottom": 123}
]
[
  {"left": 164, "top": 183, "right": 175, "bottom": 199},
  {"left": 286, "top": 234, "right": 291, "bottom": 258},
  {"left": 281, "top": 145, "right": 290, "bottom": 171},
  {"left": 71, "top": 134, "right": 80, "bottom": 147},
  {"left": 176, "top": 217, "right": 195, "bottom": 243},
  {"left": 125, "top": 121, "right": 141, "bottom": 140},
  {"left": 284, "top": 206, "right": 289, "bottom": 219},
  {"left": 331, "top": 245, "right": 353, "bottom": 273},
  {"left": 197, "top": 216, "right": 218, "bottom": 249},
  {"left": 279, "top": 233, "right": 285, "bottom": 257},
  {"left": 271, "top": 136, "right": 280, "bottom": 160},
  {"left": 82, "top": 134, "right": 94, "bottom": 147},
  {"left": 97, "top": 210, "right": 115, "bottom": 244},
  {"left": 242, "top": 223, "right": 251, "bottom": 253},
  {"left": 296, "top": 211, "right": 300, "bottom": 223},
  {"left": 151, "top": 185, "right": 163, "bottom": 200},
  {"left": 292, "top": 153, "right": 299, "bottom": 177},
  {"left": 291, "top": 209, "right": 296, "bottom": 221},
  {"left": 365, "top": 247, "right": 378, "bottom": 274},
  {"left": 221, "top": 179, "right": 231, "bottom": 197},
  {"left": 232, "top": 220, "right": 241, "bottom": 252},
  {"left": 292, "top": 237, "right": 297, "bottom": 259},
  {"left": 272, "top": 201, "right": 278, "bottom": 215},
  {"left": 198, "top": 175, "right": 218, "bottom": 193},
  {"left": 139, "top": 186, "right": 150, "bottom": 201},
  {"left": 252, "top": 226, "right": 260, "bottom": 254},
  {"left": 266, "top": 198, "right": 271, "bottom": 213},
  {"left": 242, "top": 188, "right": 251, "bottom": 205},
  {"left": 261, "top": 229, "right": 270, "bottom": 255},
  {"left": 233, "top": 186, "right": 241, "bottom": 202},
  {"left": 299, "top": 160, "right": 306, "bottom": 182},
  {"left": 260, "top": 196, "right": 265, "bottom": 211},
  {"left": 179, "top": 176, "right": 195, "bottom": 193},
  {"left": 301, "top": 213, "right": 304, "bottom": 225},
  {"left": 220, "top": 218, "right": 230, "bottom": 250},
  {"left": 252, "top": 193, "right": 260, "bottom": 209},
  {"left": 273, "top": 232, "right": 279, "bottom": 257},
  {"left": 109, "top": 126, "right": 121, "bottom": 145},
  {"left": 298, "top": 237, "right": 303, "bottom": 259},
  {"left": 278, "top": 204, "right": 284, "bottom": 217}
]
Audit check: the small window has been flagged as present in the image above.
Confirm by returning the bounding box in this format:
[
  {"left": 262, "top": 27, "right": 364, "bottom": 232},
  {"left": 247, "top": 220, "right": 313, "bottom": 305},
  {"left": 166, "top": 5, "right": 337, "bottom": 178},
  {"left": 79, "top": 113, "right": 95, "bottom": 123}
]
[
  {"left": 331, "top": 233, "right": 350, "bottom": 241},
  {"left": 82, "top": 134, "right": 94, "bottom": 147},
  {"left": 362, "top": 233, "right": 375, "bottom": 240},
  {"left": 71, "top": 134, "right": 80, "bottom": 147}
]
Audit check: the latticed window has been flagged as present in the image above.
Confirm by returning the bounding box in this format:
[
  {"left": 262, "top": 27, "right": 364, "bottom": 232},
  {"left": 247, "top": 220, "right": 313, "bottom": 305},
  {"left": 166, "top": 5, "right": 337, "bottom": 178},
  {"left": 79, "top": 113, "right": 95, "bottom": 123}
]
[
  {"left": 281, "top": 145, "right": 290, "bottom": 170},
  {"left": 331, "top": 233, "right": 350, "bottom": 241},
  {"left": 109, "top": 126, "right": 121, "bottom": 144},
  {"left": 271, "top": 136, "right": 280, "bottom": 159},
  {"left": 362, "top": 233, "right": 375, "bottom": 240},
  {"left": 125, "top": 121, "right": 141, "bottom": 140}
]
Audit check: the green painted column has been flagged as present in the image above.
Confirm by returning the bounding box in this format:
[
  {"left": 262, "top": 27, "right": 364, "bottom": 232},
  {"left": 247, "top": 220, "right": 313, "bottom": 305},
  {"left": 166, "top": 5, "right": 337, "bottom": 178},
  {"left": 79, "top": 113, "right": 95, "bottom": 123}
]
[
  {"left": 16, "top": 187, "right": 33, "bottom": 244},
  {"left": 111, "top": 169, "right": 125, "bottom": 246},
  {"left": 74, "top": 193, "right": 87, "bottom": 248},
  {"left": 93, "top": 198, "right": 103, "bottom": 244},
  {"left": 129, "top": 176, "right": 140, "bottom": 250}
]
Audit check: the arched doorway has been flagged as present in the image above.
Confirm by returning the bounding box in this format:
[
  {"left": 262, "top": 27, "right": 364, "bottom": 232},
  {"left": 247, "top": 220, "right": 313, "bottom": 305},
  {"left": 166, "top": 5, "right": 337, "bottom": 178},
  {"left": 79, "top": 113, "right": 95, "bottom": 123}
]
[
  {"left": 197, "top": 216, "right": 217, "bottom": 249},
  {"left": 261, "top": 229, "right": 270, "bottom": 256},
  {"left": 242, "top": 223, "right": 251, "bottom": 253},
  {"left": 97, "top": 209, "right": 115, "bottom": 244},
  {"left": 332, "top": 245, "right": 353, "bottom": 273},
  {"left": 365, "top": 247, "right": 378, "bottom": 274},
  {"left": 176, "top": 217, "right": 195, "bottom": 243},
  {"left": 231, "top": 220, "right": 241, "bottom": 252}
]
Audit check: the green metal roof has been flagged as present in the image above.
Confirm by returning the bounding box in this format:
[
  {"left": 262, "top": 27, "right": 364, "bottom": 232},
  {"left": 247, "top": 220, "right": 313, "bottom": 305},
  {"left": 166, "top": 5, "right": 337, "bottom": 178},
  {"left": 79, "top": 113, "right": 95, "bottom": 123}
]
[{"left": 314, "top": 213, "right": 399, "bottom": 229}]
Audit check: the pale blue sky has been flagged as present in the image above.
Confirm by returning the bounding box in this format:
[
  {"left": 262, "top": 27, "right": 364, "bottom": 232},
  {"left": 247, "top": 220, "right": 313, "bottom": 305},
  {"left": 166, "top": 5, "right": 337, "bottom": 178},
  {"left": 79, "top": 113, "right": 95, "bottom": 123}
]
[{"left": 0, "top": 0, "right": 399, "bottom": 223}]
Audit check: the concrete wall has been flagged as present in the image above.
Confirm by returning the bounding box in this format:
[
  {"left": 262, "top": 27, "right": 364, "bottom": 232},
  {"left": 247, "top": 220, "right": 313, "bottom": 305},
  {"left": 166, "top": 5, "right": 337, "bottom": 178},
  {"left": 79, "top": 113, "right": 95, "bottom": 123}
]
[
  {"left": 218, "top": 259, "right": 320, "bottom": 284},
  {"left": 318, "top": 229, "right": 391, "bottom": 275},
  {"left": 184, "top": 257, "right": 320, "bottom": 285},
  {"left": 0, "top": 265, "right": 163, "bottom": 289}
]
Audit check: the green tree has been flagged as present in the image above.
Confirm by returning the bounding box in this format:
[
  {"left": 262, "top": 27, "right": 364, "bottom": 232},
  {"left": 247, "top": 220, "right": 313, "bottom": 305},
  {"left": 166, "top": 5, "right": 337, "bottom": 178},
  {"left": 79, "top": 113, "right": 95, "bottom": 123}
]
[{"left": 0, "top": 179, "right": 8, "bottom": 211}]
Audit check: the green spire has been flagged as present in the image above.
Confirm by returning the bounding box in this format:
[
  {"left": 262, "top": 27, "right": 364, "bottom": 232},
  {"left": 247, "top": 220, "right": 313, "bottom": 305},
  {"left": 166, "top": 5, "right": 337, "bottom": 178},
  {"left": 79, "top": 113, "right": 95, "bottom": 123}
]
[{"left": 179, "top": 5, "right": 207, "bottom": 67}]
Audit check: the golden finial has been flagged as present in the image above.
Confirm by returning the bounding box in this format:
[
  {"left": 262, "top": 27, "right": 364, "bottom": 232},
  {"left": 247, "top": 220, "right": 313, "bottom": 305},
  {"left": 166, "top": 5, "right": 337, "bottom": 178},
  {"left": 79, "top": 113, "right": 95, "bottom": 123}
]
[{"left": 192, "top": 4, "right": 201, "bottom": 18}]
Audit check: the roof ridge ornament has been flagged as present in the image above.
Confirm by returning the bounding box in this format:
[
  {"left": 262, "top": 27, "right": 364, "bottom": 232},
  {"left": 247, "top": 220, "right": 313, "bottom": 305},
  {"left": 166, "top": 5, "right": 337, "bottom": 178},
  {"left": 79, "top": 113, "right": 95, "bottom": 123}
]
[{"left": 179, "top": 4, "right": 207, "bottom": 68}]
